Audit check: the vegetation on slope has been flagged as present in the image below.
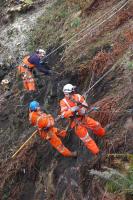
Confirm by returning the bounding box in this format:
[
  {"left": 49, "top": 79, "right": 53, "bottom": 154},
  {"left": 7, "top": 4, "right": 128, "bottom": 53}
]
[{"left": 0, "top": 0, "right": 133, "bottom": 199}]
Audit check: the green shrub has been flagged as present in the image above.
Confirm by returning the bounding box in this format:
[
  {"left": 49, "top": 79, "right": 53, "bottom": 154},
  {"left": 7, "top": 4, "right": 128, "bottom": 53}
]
[
  {"left": 90, "top": 165, "right": 133, "bottom": 196},
  {"left": 70, "top": 17, "right": 81, "bottom": 28},
  {"left": 23, "top": 0, "right": 33, "bottom": 5},
  {"left": 127, "top": 61, "right": 133, "bottom": 70}
]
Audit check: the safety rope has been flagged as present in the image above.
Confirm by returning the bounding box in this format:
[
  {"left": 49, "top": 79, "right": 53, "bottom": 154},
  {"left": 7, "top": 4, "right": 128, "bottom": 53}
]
[
  {"left": 16, "top": 0, "right": 128, "bottom": 95},
  {"left": 45, "top": 0, "right": 128, "bottom": 59},
  {"left": 83, "top": 52, "right": 133, "bottom": 99},
  {"left": 15, "top": 0, "right": 129, "bottom": 109},
  {"left": 67, "top": 0, "right": 128, "bottom": 50},
  {"left": 44, "top": 0, "right": 128, "bottom": 103},
  {"left": 2, "top": 0, "right": 131, "bottom": 161},
  {"left": 35, "top": 0, "right": 129, "bottom": 96},
  {"left": 83, "top": 62, "right": 118, "bottom": 98},
  {"left": 12, "top": 130, "right": 37, "bottom": 158},
  {"left": 15, "top": 0, "right": 127, "bottom": 69}
]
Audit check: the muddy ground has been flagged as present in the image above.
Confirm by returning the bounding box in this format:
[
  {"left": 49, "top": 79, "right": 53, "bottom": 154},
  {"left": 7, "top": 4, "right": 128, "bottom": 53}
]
[{"left": 0, "top": 0, "right": 133, "bottom": 199}]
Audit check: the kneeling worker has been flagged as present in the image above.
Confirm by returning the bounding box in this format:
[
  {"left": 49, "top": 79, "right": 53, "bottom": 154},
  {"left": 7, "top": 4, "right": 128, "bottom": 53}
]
[
  {"left": 17, "top": 49, "right": 52, "bottom": 91},
  {"left": 29, "top": 101, "right": 77, "bottom": 157}
]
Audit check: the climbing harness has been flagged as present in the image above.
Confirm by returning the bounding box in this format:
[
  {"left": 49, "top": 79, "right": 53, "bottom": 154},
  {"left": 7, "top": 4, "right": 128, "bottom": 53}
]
[{"left": 69, "top": 95, "right": 89, "bottom": 109}]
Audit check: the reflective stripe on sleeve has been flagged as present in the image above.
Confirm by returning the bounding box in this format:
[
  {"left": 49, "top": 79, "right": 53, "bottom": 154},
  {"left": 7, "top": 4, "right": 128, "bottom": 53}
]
[
  {"left": 77, "top": 94, "right": 81, "bottom": 101},
  {"left": 82, "top": 100, "right": 88, "bottom": 106},
  {"left": 61, "top": 106, "right": 68, "bottom": 112},
  {"left": 56, "top": 144, "right": 65, "bottom": 153},
  {"left": 80, "top": 132, "right": 91, "bottom": 143}
]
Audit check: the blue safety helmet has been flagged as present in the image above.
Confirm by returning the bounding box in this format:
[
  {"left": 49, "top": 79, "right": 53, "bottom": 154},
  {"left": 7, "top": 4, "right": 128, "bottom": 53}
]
[{"left": 29, "top": 101, "right": 40, "bottom": 111}]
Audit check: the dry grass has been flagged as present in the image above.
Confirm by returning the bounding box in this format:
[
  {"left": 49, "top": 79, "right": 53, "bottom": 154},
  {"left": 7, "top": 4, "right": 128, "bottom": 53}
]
[
  {"left": 86, "top": 29, "right": 133, "bottom": 77},
  {"left": 0, "top": 142, "right": 38, "bottom": 200},
  {"left": 63, "top": 1, "right": 133, "bottom": 69},
  {"left": 66, "top": 0, "right": 95, "bottom": 11},
  {"left": 91, "top": 88, "right": 131, "bottom": 127}
]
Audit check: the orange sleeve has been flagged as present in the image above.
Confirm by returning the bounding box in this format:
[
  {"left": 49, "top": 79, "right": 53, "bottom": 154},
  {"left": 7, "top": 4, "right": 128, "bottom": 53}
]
[
  {"left": 37, "top": 114, "right": 54, "bottom": 129},
  {"left": 56, "top": 129, "right": 67, "bottom": 138},
  {"left": 37, "top": 118, "right": 48, "bottom": 128}
]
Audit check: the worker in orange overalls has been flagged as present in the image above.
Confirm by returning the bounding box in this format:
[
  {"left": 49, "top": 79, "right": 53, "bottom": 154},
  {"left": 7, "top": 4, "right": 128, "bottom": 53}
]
[
  {"left": 17, "top": 49, "right": 52, "bottom": 91},
  {"left": 60, "top": 84, "right": 105, "bottom": 155},
  {"left": 29, "top": 101, "right": 77, "bottom": 157}
]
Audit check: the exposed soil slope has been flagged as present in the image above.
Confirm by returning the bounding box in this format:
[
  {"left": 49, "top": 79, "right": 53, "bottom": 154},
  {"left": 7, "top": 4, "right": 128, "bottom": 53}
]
[{"left": 0, "top": 0, "right": 133, "bottom": 199}]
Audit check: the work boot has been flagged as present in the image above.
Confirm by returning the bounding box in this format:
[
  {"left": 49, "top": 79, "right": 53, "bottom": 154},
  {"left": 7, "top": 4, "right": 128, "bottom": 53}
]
[{"left": 71, "top": 151, "right": 78, "bottom": 158}]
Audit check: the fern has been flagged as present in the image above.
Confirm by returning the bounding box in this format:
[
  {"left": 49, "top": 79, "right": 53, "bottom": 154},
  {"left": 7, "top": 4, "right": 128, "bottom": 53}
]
[{"left": 90, "top": 167, "right": 133, "bottom": 195}]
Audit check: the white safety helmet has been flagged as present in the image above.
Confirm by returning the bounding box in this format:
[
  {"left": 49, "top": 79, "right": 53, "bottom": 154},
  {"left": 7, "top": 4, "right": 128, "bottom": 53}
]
[
  {"left": 1, "top": 79, "right": 10, "bottom": 85},
  {"left": 63, "top": 84, "right": 76, "bottom": 94},
  {"left": 36, "top": 49, "right": 46, "bottom": 56}
]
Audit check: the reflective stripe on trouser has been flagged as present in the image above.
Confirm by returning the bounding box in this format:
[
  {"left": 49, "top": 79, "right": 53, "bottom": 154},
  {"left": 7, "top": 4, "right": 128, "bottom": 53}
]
[
  {"left": 23, "top": 78, "right": 36, "bottom": 91},
  {"left": 84, "top": 116, "right": 105, "bottom": 137},
  {"left": 18, "top": 66, "right": 36, "bottom": 91},
  {"left": 57, "top": 130, "right": 67, "bottom": 138},
  {"left": 38, "top": 129, "right": 47, "bottom": 139},
  {"left": 75, "top": 125, "right": 99, "bottom": 154},
  {"left": 48, "top": 132, "right": 72, "bottom": 157}
]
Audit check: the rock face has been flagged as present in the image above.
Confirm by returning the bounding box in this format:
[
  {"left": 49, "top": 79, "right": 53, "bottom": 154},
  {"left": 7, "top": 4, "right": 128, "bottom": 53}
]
[
  {"left": 0, "top": 3, "right": 46, "bottom": 60},
  {"left": 0, "top": 0, "right": 133, "bottom": 200}
]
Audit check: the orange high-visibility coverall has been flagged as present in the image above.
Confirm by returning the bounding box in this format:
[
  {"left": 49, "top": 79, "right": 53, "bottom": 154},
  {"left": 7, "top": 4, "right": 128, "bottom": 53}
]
[
  {"left": 17, "top": 56, "right": 36, "bottom": 91},
  {"left": 29, "top": 110, "right": 73, "bottom": 157},
  {"left": 60, "top": 94, "right": 105, "bottom": 154}
]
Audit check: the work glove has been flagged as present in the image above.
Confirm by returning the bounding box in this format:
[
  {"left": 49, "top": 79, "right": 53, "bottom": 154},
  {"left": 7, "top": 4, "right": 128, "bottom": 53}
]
[
  {"left": 91, "top": 106, "right": 99, "bottom": 111},
  {"left": 79, "top": 107, "right": 86, "bottom": 115},
  {"left": 44, "top": 69, "right": 52, "bottom": 76},
  {"left": 71, "top": 106, "right": 79, "bottom": 112}
]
